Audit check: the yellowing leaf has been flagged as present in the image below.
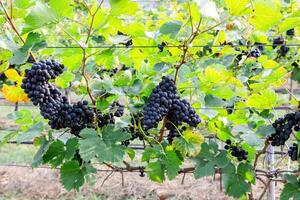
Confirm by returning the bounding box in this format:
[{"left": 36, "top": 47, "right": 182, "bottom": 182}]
[
  {"left": 2, "top": 84, "right": 29, "bottom": 103},
  {"left": 249, "top": 1, "right": 282, "bottom": 31},
  {"left": 0, "top": 48, "right": 13, "bottom": 73},
  {"left": 173, "top": 129, "right": 204, "bottom": 157},
  {"left": 257, "top": 56, "right": 279, "bottom": 69},
  {"left": 225, "top": 0, "right": 250, "bottom": 15},
  {"left": 246, "top": 90, "right": 278, "bottom": 109},
  {"left": 204, "top": 67, "right": 223, "bottom": 83},
  {"left": 4, "top": 69, "right": 23, "bottom": 84}
]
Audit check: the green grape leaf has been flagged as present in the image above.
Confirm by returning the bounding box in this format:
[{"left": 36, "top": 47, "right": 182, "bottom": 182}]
[
  {"left": 109, "top": 0, "right": 139, "bottom": 16},
  {"left": 280, "top": 174, "right": 300, "bottom": 200},
  {"left": 15, "top": 0, "right": 32, "bottom": 8},
  {"left": 42, "top": 140, "right": 65, "bottom": 167},
  {"left": 142, "top": 146, "right": 162, "bottom": 162},
  {"left": 32, "top": 137, "right": 51, "bottom": 167},
  {"left": 23, "top": 2, "right": 57, "bottom": 34},
  {"left": 160, "top": 21, "right": 182, "bottom": 38},
  {"left": 125, "top": 148, "right": 135, "bottom": 160},
  {"left": 208, "top": 86, "right": 235, "bottom": 100},
  {"left": 49, "top": 0, "right": 73, "bottom": 18},
  {"left": 16, "top": 122, "right": 44, "bottom": 142},
  {"left": 97, "top": 144, "right": 125, "bottom": 163},
  {"left": 55, "top": 71, "right": 75, "bottom": 88},
  {"left": 60, "top": 160, "right": 85, "bottom": 191},
  {"left": 22, "top": 32, "right": 47, "bottom": 51},
  {"left": 101, "top": 125, "right": 131, "bottom": 145},
  {"left": 222, "top": 163, "right": 251, "bottom": 198},
  {"left": 164, "top": 146, "right": 182, "bottom": 180},
  {"left": 194, "top": 160, "right": 215, "bottom": 179},
  {"left": 79, "top": 128, "right": 102, "bottom": 162},
  {"left": 145, "top": 161, "right": 165, "bottom": 183},
  {"left": 65, "top": 138, "right": 78, "bottom": 160},
  {"left": 9, "top": 48, "right": 29, "bottom": 65},
  {"left": 237, "top": 163, "right": 255, "bottom": 183},
  {"left": 96, "top": 99, "right": 110, "bottom": 111}
]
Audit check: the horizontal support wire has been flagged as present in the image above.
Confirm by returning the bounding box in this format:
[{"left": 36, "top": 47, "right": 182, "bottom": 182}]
[
  {"left": 1, "top": 140, "right": 294, "bottom": 155},
  {"left": 43, "top": 43, "right": 300, "bottom": 49},
  {"left": 0, "top": 163, "right": 297, "bottom": 177}
]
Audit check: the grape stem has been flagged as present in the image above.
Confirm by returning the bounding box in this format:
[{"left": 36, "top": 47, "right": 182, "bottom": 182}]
[{"left": 80, "top": 0, "right": 104, "bottom": 107}]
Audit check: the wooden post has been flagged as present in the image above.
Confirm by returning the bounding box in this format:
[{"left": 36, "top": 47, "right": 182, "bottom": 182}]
[{"left": 266, "top": 145, "right": 275, "bottom": 200}]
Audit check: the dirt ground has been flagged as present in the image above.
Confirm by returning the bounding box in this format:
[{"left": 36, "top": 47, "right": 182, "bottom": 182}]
[{"left": 0, "top": 165, "right": 283, "bottom": 200}]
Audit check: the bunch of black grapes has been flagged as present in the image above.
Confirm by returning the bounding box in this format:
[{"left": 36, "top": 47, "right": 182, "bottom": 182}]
[
  {"left": 21, "top": 60, "right": 96, "bottom": 136},
  {"left": 166, "top": 98, "right": 201, "bottom": 143},
  {"left": 272, "top": 36, "right": 289, "bottom": 57},
  {"left": 97, "top": 101, "right": 124, "bottom": 127},
  {"left": 158, "top": 42, "right": 167, "bottom": 52},
  {"left": 142, "top": 76, "right": 177, "bottom": 130},
  {"left": 288, "top": 143, "right": 298, "bottom": 161},
  {"left": 269, "top": 112, "right": 300, "bottom": 146},
  {"left": 286, "top": 28, "right": 295, "bottom": 37},
  {"left": 142, "top": 76, "right": 201, "bottom": 142},
  {"left": 248, "top": 48, "right": 261, "bottom": 58},
  {"left": 225, "top": 139, "right": 248, "bottom": 161}
]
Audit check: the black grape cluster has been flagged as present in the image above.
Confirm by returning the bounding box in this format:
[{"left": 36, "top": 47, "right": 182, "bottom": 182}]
[
  {"left": 225, "top": 140, "right": 248, "bottom": 161},
  {"left": 142, "top": 76, "right": 177, "bottom": 130},
  {"left": 196, "top": 45, "right": 213, "bottom": 57},
  {"left": 287, "top": 28, "right": 295, "bottom": 37},
  {"left": 248, "top": 48, "right": 261, "bottom": 58},
  {"left": 167, "top": 125, "right": 186, "bottom": 143},
  {"left": 142, "top": 76, "right": 201, "bottom": 143},
  {"left": 97, "top": 101, "right": 124, "bottom": 127},
  {"left": 110, "top": 101, "right": 124, "bottom": 117},
  {"left": 269, "top": 112, "right": 300, "bottom": 146},
  {"left": 272, "top": 36, "right": 289, "bottom": 57},
  {"left": 99, "top": 67, "right": 119, "bottom": 77},
  {"left": 288, "top": 143, "right": 298, "bottom": 161},
  {"left": 158, "top": 42, "right": 167, "bottom": 52},
  {"left": 21, "top": 60, "right": 95, "bottom": 136},
  {"left": 166, "top": 98, "right": 201, "bottom": 143}
]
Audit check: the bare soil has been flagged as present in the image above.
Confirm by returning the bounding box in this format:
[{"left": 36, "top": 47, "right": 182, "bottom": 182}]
[
  {"left": 0, "top": 166, "right": 285, "bottom": 200},
  {"left": 0, "top": 166, "right": 235, "bottom": 200}
]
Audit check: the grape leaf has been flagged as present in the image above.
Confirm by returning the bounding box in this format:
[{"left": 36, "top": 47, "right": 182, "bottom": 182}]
[
  {"left": 160, "top": 21, "right": 182, "bottom": 38},
  {"left": 164, "top": 146, "right": 182, "bottom": 180},
  {"left": 145, "top": 161, "right": 165, "bottom": 183},
  {"left": 79, "top": 128, "right": 102, "bottom": 162},
  {"left": 101, "top": 125, "right": 131, "bottom": 145},
  {"left": 42, "top": 140, "right": 65, "bottom": 167},
  {"left": 60, "top": 161, "right": 85, "bottom": 191}
]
